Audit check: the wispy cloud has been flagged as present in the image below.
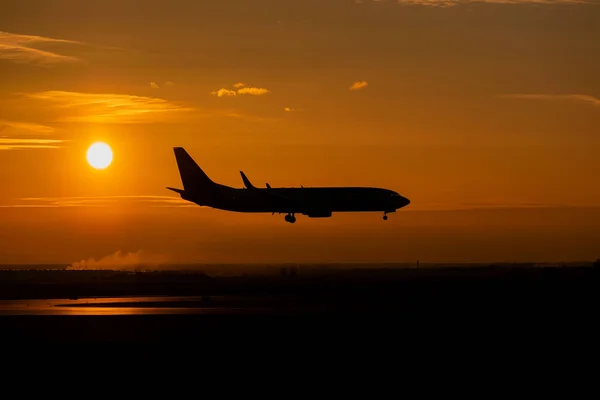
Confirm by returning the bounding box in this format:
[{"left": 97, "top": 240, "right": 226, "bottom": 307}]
[
  {"left": 211, "top": 83, "right": 270, "bottom": 97},
  {"left": 2, "top": 195, "right": 194, "bottom": 208},
  {"left": 237, "top": 87, "right": 270, "bottom": 96},
  {"left": 392, "top": 0, "right": 597, "bottom": 6},
  {"left": 454, "top": 201, "right": 579, "bottom": 209},
  {"left": 0, "top": 119, "right": 55, "bottom": 135},
  {"left": 500, "top": 93, "right": 600, "bottom": 107},
  {"left": 221, "top": 112, "right": 281, "bottom": 123},
  {"left": 405, "top": 201, "right": 592, "bottom": 212},
  {"left": 149, "top": 81, "right": 175, "bottom": 89},
  {"left": 0, "top": 30, "right": 83, "bottom": 66},
  {"left": 211, "top": 88, "right": 237, "bottom": 97},
  {"left": 350, "top": 81, "right": 368, "bottom": 91},
  {"left": 0, "top": 118, "right": 62, "bottom": 150},
  {"left": 23, "top": 91, "right": 195, "bottom": 123},
  {"left": 0, "top": 137, "right": 65, "bottom": 151}
]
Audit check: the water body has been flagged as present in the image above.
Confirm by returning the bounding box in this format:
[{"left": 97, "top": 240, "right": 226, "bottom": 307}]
[{"left": 0, "top": 296, "right": 272, "bottom": 315}]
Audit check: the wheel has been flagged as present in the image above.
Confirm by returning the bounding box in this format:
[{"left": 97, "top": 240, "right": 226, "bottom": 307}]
[{"left": 383, "top": 215, "right": 388, "bottom": 221}]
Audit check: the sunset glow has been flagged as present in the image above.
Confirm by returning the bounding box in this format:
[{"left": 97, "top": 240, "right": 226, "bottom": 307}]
[{"left": 1, "top": 0, "right": 599, "bottom": 265}]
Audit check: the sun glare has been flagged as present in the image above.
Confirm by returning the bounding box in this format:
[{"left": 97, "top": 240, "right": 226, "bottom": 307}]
[{"left": 86, "top": 142, "right": 113, "bottom": 170}]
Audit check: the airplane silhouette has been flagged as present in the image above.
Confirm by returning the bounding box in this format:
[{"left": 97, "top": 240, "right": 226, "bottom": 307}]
[{"left": 167, "top": 147, "right": 410, "bottom": 223}]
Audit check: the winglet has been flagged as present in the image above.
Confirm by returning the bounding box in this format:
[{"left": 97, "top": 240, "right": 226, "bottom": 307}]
[
  {"left": 240, "top": 171, "right": 255, "bottom": 189},
  {"left": 266, "top": 183, "right": 271, "bottom": 189}
]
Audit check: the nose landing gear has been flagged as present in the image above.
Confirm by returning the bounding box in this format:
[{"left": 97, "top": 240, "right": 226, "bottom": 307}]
[
  {"left": 284, "top": 213, "right": 296, "bottom": 224},
  {"left": 383, "top": 213, "right": 388, "bottom": 221}
]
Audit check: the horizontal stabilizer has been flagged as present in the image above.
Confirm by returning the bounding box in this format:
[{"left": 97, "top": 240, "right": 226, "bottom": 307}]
[{"left": 166, "top": 186, "right": 185, "bottom": 195}]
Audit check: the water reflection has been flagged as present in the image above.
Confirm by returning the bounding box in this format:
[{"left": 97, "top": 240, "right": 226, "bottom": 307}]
[{"left": 0, "top": 296, "right": 268, "bottom": 315}]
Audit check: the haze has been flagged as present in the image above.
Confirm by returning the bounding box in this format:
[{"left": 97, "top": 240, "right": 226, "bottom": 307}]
[{"left": 1, "top": 0, "right": 599, "bottom": 265}]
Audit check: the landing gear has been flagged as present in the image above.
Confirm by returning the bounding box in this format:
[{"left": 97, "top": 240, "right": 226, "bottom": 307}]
[
  {"left": 383, "top": 210, "right": 396, "bottom": 221},
  {"left": 284, "top": 213, "right": 296, "bottom": 224}
]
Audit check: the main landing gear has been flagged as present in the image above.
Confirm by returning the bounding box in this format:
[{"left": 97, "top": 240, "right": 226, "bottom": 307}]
[{"left": 284, "top": 213, "right": 296, "bottom": 224}]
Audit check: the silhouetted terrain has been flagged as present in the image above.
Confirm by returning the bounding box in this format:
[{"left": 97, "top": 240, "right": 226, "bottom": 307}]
[
  {"left": 0, "top": 263, "right": 598, "bottom": 345},
  {"left": 0, "top": 263, "right": 598, "bottom": 307}
]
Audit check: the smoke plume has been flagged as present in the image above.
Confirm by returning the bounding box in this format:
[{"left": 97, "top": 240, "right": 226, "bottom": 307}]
[{"left": 67, "top": 250, "right": 168, "bottom": 271}]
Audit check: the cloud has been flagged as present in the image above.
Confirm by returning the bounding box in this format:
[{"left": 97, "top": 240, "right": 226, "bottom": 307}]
[
  {"left": 237, "top": 87, "right": 270, "bottom": 96},
  {"left": 67, "top": 250, "right": 168, "bottom": 271},
  {"left": 211, "top": 84, "right": 270, "bottom": 97},
  {"left": 403, "top": 200, "right": 593, "bottom": 212},
  {"left": 150, "top": 81, "right": 175, "bottom": 89},
  {"left": 0, "top": 30, "right": 83, "bottom": 65},
  {"left": 211, "top": 88, "right": 237, "bottom": 97},
  {"left": 392, "top": 0, "right": 597, "bottom": 6},
  {"left": 0, "top": 137, "right": 64, "bottom": 151},
  {"left": 0, "top": 119, "right": 55, "bottom": 135},
  {"left": 499, "top": 94, "right": 600, "bottom": 107},
  {"left": 23, "top": 91, "right": 195, "bottom": 123},
  {"left": 219, "top": 112, "right": 281, "bottom": 123},
  {"left": 350, "top": 81, "right": 368, "bottom": 91},
  {"left": 3, "top": 195, "right": 194, "bottom": 208}
]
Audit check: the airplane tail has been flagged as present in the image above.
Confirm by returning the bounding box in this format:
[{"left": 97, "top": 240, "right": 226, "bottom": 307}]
[{"left": 173, "top": 147, "right": 214, "bottom": 192}]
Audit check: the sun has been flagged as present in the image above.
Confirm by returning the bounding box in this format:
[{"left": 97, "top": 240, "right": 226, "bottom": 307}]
[{"left": 86, "top": 142, "right": 113, "bottom": 170}]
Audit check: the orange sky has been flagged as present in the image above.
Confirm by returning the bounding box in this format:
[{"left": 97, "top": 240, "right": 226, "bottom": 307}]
[{"left": 1, "top": 0, "right": 599, "bottom": 265}]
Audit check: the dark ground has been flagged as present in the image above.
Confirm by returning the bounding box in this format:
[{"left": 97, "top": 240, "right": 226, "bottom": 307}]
[{"left": 0, "top": 265, "right": 598, "bottom": 353}]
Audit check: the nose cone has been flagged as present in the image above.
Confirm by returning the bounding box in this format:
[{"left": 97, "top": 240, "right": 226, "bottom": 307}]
[{"left": 397, "top": 196, "right": 410, "bottom": 208}]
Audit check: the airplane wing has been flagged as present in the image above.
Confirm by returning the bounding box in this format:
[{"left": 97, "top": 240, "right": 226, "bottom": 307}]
[
  {"left": 239, "top": 171, "right": 301, "bottom": 210},
  {"left": 259, "top": 189, "right": 301, "bottom": 211}
]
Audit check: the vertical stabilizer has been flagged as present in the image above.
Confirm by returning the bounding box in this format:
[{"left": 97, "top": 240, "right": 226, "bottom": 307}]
[{"left": 173, "top": 147, "right": 214, "bottom": 192}]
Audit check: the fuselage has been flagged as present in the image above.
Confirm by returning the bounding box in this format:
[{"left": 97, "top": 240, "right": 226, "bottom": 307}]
[{"left": 182, "top": 184, "right": 410, "bottom": 217}]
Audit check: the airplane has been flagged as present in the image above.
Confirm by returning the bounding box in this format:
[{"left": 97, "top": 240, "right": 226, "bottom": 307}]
[{"left": 166, "top": 147, "right": 410, "bottom": 224}]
